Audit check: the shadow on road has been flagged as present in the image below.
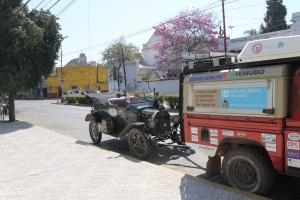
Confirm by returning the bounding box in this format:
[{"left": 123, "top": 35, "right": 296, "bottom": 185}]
[
  {"left": 80, "top": 135, "right": 202, "bottom": 172},
  {"left": 265, "top": 174, "right": 300, "bottom": 200},
  {"left": 198, "top": 173, "right": 300, "bottom": 200},
  {"left": 74, "top": 140, "right": 91, "bottom": 146},
  {"left": 75, "top": 136, "right": 300, "bottom": 199},
  {"left": 0, "top": 121, "right": 33, "bottom": 135}
]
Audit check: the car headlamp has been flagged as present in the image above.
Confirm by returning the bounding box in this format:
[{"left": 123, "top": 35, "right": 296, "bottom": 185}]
[
  {"left": 171, "top": 115, "right": 180, "bottom": 124},
  {"left": 147, "top": 119, "right": 156, "bottom": 129}
]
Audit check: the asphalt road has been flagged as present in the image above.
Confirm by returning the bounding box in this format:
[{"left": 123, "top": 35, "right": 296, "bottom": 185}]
[{"left": 13, "top": 99, "right": 300, "bottom": 199}]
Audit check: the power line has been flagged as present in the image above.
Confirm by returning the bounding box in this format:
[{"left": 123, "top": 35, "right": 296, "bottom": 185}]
[
  {"left": 18, "top": 0, "right": 31, "bottom": 11},
  {"left": 201, "top": 0, "right": 239, "bottom": 12},
  {"left": 23, "top": 0, "right": 31, "bottom": 6},
  {"left": 63, "top": 0, "right": 239, "bottom": 57},
  {"left": 34, "top": 0, "right": 45, "bottom": 9},
  {"left": 57, "top": 0, "right": 78, "bottom": 17},
  {"left": 41, "top": 0, "right": 53, "bottom": 10},
  {"left": 226, "top": 16, "right": 260, "bottom": 21},
  {"left": 232, "top": 17, "right": 292, "bottom": 27},
  {"left": 216, "top": 2, "right": 265, "bottom": 13},
  {"left": 47, "top": 0, "right": 60, "bottom": 11}
]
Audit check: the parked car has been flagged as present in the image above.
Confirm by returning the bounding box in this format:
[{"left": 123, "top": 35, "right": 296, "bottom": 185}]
[{"left": 85, "top": 91, "right": 187, "bottom": 160}]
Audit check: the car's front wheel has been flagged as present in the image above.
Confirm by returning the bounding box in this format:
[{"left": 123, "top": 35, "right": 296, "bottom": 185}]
[
  {"left": 89, "top": 117, "right": 102, "bottom": 144},
  {"left": 128, "top": 128, "right": 150, "bottom": 160}
]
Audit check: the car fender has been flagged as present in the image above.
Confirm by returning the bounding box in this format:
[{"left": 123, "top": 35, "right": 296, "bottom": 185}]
[
  {"left": 118, "top": 122, "right": 147, "bottom": 137},
  {"left": 85, "top": 111, "right": 111, "bottom": 122},
  {"left": 85, "top": 113, "right": 94, "bottom": 121}
]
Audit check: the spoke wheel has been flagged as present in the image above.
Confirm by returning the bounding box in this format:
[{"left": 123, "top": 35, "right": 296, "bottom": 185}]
[
  {"left": 128, "top": 128, "right": 150, "bottom": 160},
  {"left": 171, "top": 124, "right": 181, "bottom": 143},
  {"left": 222, "top": 146, "right": 275, "bottom": 194},
  {"left": 89, "top": 117, "right": 102, "bottom": 144}
]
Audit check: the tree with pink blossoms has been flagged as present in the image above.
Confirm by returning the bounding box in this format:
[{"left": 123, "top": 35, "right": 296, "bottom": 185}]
[{"left": 154, "top": 9, "right": 218, "bottom": 75}]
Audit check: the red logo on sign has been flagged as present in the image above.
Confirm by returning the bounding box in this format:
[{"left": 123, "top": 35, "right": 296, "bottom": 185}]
[{"left": 252, "top": 42, "right": 263, "bottom": 54}]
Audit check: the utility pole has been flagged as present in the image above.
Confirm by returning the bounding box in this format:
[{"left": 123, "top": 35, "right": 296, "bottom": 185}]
[
  {"left": 96, "top": 62, "right": 99, "bottom": 91},
  {"left": 222, "top": 0, "right": 227, "bottom": 56},
  {"left": 60, "top": 36, "right": 68, "bottom": 96},
  {"left": 60, "top": 45, "right": 63, "bottom": 97}
]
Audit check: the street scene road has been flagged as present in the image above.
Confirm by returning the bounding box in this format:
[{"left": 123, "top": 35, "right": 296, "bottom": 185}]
[{"left": 14, "top": 100, "right": 300, "bottom": 200}]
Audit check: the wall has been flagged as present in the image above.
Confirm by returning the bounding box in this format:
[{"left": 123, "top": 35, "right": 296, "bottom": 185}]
[
  {"left": 47, "top": 65, "right": 108, "bottom": 97},
  {"left": 109, "top": 61, "right": 140, "bottom": 93},
  {"left": 136, "top": 79, "right": 179, "bottom": 95}
]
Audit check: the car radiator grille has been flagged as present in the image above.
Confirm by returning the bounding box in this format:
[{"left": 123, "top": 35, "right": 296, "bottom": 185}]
[{"left": 154, "top": 117, "right": 171, "bottom": 138}]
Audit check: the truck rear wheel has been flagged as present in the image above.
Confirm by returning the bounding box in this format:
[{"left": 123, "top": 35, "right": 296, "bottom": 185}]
[{"left": 222, "top": 146, "right": 275, "bottom": 194}]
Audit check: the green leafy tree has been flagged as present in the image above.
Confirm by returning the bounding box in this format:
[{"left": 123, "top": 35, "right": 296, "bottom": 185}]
[
  {"left": 243, "top": 28, "right": 259, "bottom": 36},
  {"left": 260, "top": 0, "right": 287, "bottom": 33},
  {"left": 0, "top": 1, "right": 61, "bottom": 122},
  {"left": 102, "top": 37, "right": 139, "bottom": 91},
  {"left": 136, "top": 69, "right": 156, "bottom": 92}
]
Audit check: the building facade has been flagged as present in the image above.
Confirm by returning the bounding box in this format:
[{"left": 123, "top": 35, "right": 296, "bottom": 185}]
[
  {"left": 47, "top": 65, "right": 108, "bottom": 98},
  {"left": 230, "top": 12, "right": 300, "bottom": 51}
]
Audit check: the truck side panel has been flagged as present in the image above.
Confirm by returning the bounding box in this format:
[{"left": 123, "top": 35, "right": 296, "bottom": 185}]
[{"left": 184, "top": 113, "right": 285, "bottom": 171}]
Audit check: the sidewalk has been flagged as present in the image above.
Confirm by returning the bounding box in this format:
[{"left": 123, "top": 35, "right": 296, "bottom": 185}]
[{"left": 0, "top": 121, "right": 265, "bottom": 200}]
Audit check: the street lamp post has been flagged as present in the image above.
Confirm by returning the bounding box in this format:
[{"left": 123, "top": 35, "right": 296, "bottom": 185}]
[
  {"left": 60, "top": 36, "right": 69, "bottom": 97},
  {"left": 228, "top": 26, "right": 234, "bottom": 38}
]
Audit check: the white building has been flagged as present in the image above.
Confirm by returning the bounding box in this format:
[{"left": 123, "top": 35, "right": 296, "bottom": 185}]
[
  {"left": 142, "top": 34, "right": 161, "bottom": 66},
  {"left": 230, "top": 12, "right": 300, "bottom": 51}
]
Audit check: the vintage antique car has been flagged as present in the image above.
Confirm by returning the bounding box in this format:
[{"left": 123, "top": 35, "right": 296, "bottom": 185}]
[{"left": 85, "top": 91, "right": 186, "bottom": 160}]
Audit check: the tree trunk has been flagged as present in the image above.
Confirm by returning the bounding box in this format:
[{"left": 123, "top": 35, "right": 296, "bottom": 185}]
[
  {"left": 147, "top": 81, "right": 152, "bottom": 93},
  {"left": 117, "top": 69, "right": 120, "bottom": 92},
  {"left": 8, "top": 92, "right": 16, "bottom": 122}
]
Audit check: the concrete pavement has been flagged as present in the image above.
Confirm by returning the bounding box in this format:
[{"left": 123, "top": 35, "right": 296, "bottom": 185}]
[{"left": 0, "top": 121, "right": 266, "bottom": 200}]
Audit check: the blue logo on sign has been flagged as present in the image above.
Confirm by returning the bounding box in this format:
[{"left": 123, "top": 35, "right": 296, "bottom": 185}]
[
  {"left": 288, "top": 150, "right": 300, "bottom": 159},
  {"left": 220, "top": 87, "right": 268, "bottom": 110},
  {"left": 277, "top": 41, "right": 284, "bottom": 48}
]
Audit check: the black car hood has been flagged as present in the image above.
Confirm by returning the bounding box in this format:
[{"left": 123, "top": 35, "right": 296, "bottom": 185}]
[
  {"left": 140, "top": 108, "right": 157, "bottom": 117},
  {"left": 86, "top": 92, "right": 120, "bottom": 105}
]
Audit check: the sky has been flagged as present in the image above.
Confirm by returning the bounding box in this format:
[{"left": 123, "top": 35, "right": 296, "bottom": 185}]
[{"left": 26, "top": 0, "right": 300, "bottom": 66}]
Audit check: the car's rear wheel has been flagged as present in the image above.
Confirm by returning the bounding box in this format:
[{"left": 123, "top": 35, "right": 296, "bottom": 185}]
[
  {"left": 128, "top": 128, "right": 150, "bottom": 160},
  {"left": 89, "top": 117, "right": 102, "bottom": 144}
]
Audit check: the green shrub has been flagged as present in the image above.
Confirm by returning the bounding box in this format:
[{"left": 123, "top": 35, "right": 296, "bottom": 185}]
[
  {"left": 65, "top": 95, "right": 87, "bottom": 104},
  {"left": 64, "top": 94, "right": 180, "bottom": 108},
  {"left": 159, "top": 94, "right": 179, "bottom": 109}
]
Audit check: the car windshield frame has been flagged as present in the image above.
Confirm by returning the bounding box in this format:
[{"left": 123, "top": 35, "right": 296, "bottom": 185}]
[{"left": 128, "top": 101, "right": 154, "bottom": 112}]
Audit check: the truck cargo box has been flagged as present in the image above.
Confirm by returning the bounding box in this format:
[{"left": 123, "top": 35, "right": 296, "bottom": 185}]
[
  {"left": 183, "top": 64, "right": 290, "bottom": 118},
  {"left": 237, "top": 35, "right": 300, "bottom": 63}
]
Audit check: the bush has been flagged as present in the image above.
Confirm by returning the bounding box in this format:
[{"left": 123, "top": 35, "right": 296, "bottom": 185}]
[
  {"left": 159, "top": 94, "right": 179, "bottom": 109},
  {"left": 65, "top": 95, "right": 88, "bottom": 104}
]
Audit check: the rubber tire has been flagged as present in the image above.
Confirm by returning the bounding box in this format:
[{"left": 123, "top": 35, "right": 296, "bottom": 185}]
[
  {"left": 89, "top": 117, "right": 102, "bottom": 144},
  {"left": 222, "top": 146, "right": 275, "bottom": 194},
  {"left": 128, "top": 128, "right": 150, "bottom": 160}
]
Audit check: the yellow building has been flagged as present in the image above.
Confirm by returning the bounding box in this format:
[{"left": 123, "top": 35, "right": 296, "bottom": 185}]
[{"left": 47, "top": 65, "right": 108, "bottom": 97}]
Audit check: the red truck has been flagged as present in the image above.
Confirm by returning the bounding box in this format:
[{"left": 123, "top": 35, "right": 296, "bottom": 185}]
[{"left": 179, "top": 35, "right": 300, "bottom": 194}]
